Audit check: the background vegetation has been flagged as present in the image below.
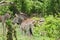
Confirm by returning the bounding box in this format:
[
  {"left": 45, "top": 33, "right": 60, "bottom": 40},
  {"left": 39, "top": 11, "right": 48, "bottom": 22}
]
[{"left": 0, "top": 0, "right": 60, "bottom": 40}]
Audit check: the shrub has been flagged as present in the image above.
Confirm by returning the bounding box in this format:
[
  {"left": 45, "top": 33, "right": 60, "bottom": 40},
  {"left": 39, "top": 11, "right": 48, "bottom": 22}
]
[{"left": 33, "top": 16, "right": 60, "bottom": 40}]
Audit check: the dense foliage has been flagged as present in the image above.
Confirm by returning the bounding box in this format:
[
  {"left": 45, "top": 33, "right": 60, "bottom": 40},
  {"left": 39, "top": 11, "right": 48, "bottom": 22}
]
[
  {"left": 0, "top": 0, "right": 60, "bottom": 16},
  {"left": 33, "top": 16, "right": 60, "bottom": 40},
  {"left": 0, "top": 0, "right": 60, "bottom": 40}
]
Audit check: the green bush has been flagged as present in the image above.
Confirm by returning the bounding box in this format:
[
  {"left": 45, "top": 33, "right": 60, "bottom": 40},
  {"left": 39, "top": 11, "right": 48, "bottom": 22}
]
[{"left": 33, "top": 16, "right": 60, "bottom": 40}]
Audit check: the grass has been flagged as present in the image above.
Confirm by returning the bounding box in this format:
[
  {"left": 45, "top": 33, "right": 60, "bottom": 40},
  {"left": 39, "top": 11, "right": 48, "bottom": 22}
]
[
  {"left": 0, "top": 23, "right": 3, "bottom": 40},
  {"left": 0, "top": 23, "right": 55, "bottom": 40}
]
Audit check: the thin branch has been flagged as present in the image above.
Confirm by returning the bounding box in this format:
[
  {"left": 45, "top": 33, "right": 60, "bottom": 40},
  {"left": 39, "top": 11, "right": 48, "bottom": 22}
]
[{"left": 0, "top": 1, "right": 12, "bottom": 6}]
